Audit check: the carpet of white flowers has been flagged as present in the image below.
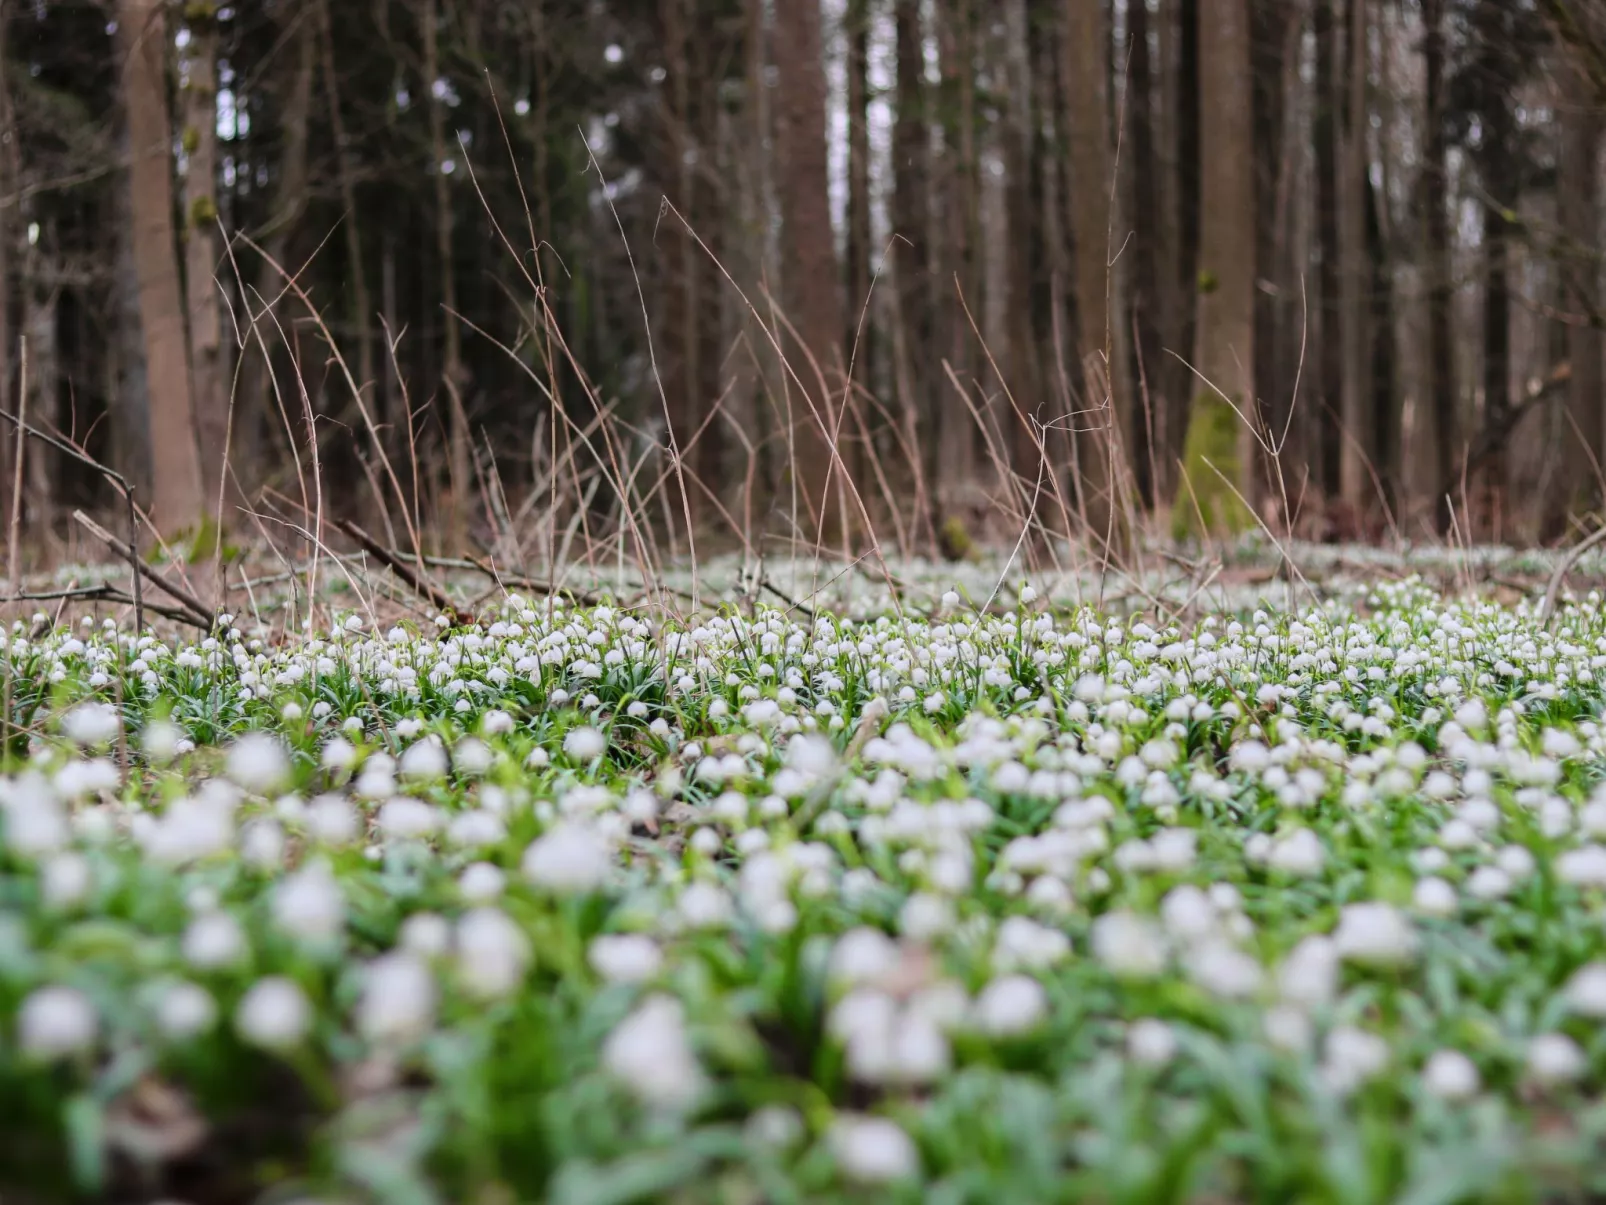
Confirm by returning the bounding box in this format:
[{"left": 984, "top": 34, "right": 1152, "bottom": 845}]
[{"left": 11, "top": 577, "right": 1606, "bottom": 1202}]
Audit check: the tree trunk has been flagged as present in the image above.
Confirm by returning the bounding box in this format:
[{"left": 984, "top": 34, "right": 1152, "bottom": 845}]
[
  {"left": 1554, "top": 42, "right": 1604, "bottom": 534},
  {"left": 1474, "top": 0, "right": 1515, "bottom": 538},
  {"left": 117, "top": 0, "right": 204, "bottom": 535},
  {"left": 1128, "top": 0, "right": 1163, "bottom": 507},
  {"left": 1063, "top": 0, "right": 1121, "bottom": 538},
  {"left": 421, "top": 0, "right": 469, "bottom": 547},
  {"left": 1161, "top": 0, "right": 1201, "bottom": 497},
  {"left": 182, "top": 2, "right": 229, "bottom": 519},
  {"left": 317, "top": 0, "right": 376, "bottom": 437},
  {"left": 1422, "top": 0, "right": 1456, "bottom": 532},
  {"left": 891, "top": 0, "right": 934, "bottom": 513},
  {"left": 1250, "top": 0, "right": 1296, "bottom": 515},
  {"left": 1174, "top": 0, "right": 1255, "bottom": 538},
  {"left": 773, "top": 0, "right": 848, "bottom": 541},
  {"left": 0, "top": 6, "right": 13, "bottom": 525},
  {"left": 934, "top": 0, "right": 978, "bottom": 515},
  {"left": 1314, "top": 0, "right": 1343, "bottom": 499},
  {"left": 1338, "top": 0, "right": 1373, "bottom": 511},
  {"left": 846, "top": 0, "right": 873, "bottom": 383}
]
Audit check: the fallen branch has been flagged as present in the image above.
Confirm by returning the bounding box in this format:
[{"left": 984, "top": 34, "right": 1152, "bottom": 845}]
[
  {"left": 0, "top": 583, "right": 209, "bottom": 630},
  {"left": 70, "top": 511, "right": 212, "bottom": 628},
  {"left": 336, "top": 519, "right": 474, "bottom": 626},
  {"left": 1541, "top": 522, "right": 1606, "bottom": 624}
]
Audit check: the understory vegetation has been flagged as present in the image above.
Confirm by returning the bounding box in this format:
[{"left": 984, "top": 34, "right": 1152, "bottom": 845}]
[{"left": 8, "top": 569, "right": 1606, "bottom": 1202}]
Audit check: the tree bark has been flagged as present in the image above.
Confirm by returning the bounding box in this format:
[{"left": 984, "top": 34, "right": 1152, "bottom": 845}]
[
  {"left": 182, "top": 2, "right": 229, "bottom": 518},
  {"left": 421, "top": 0, "right": 469, "bottom": 546},
  {"left": 892, "top": 0, "right": 934, "bottom": 502},
  {"left": 773, "top": 0, "right": 848, "bottom": 539},
  {"left": 1338, "top": 0, "right": 1373, "bottom": 510},
  {"left": 117, "top": 0, "right": 204, "bottom": 534},
  {"left": 1554, "top": 42, "right": 1604, "bottom": 533},
  {"left": 1128, "top": 0, "right": 1164, "bottom": 507},
  {"left": 1314, "top": 0, "right": 1344, "bottom": 498},
  {"left": 1174, "top": 0, "right": 1255, "bottom": 538},
  {"left": 1422, "top": 0, "right": 1457, "bottom": 532},
  {"left": 1063, "top": 0, "right": 1121, "bottom": 537}
]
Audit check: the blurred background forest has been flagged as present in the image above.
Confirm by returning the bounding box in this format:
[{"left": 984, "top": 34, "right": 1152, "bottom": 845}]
[{"left": 3, "top": 0, "right": 1606, "bottom": 569}]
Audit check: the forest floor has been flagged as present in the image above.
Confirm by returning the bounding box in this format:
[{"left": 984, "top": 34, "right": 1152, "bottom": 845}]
[{"left": 5, "top": 538, "right": 1606, "bottom": 1201}]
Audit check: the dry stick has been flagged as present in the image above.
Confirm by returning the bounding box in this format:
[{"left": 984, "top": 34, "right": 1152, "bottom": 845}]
[
  {"left": 71, "top": 511, "right": 205, "bottom": 626},
  {"left": 336, "top": 518, "right": 473, "bottom": 626},
  {"left": 1, "top": 403, "right": 145, "bottom": 633},
  {"left": 1, "top": 584, "right": 205, "bottom": 629},
  {"left": 1541, "top": 523, "right": 1606, "bottom": 624}
]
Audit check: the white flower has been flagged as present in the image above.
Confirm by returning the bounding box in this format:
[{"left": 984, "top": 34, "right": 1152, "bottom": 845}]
[
  {"left": 155, "top": 981, "right": 217, "bottom": 1040},
  {"left": 183, "top": 911, "right": 248, "bottom": 969},
  {"left": 1566, "top": 962, "right": 1606, "bottom": 1017},
  {"left": 522, "top": 823, "right": 612, "bottom": 893},
  {"left": 1412, "top": 876, "right": 1458, "bottom": 917},
  {"left": 1092, "top": 910, "right": 1166, "bottom": 979},
  {"left": 458, "top": 861, "right": 506, "bottom": 901},
  {"left": 272, "top": 864, "right": 345, "bottom": 944},
  {"left": 455, "top": 907, "right": 530, "bottom": 997},
  {"left": 236, "top": 976, "right": 312, "bottom": 1049},
  {"left": 226, "top": 733, "right": 290, "bottom": 794},
  {"left": 1527, "top": 1033, "right": 1586, "bottom": 1085},
  {"left": 358, "top": 952, "right": 437, "bottom": 1044},
  {"left": 1332, "top": 902, "right": 1416, "bottom": 968},
  {"left": 1185, "top": 941, "right": 1263, "bottom": 999},
  {"left": 1421, "top": 1049, "right": 1480, "bottom": 1101},
  {"left": 400, "top": 911, "right": 452, "bottom": 958},
  {"left": 829, "top": 1115, "right": 920, "bottom": 1183},
  {"left": 1322, "top": 1025, "right": 1389, "bottom": 1095},
  {"left": 564, "top": 726, "right": 607, "bottom": 760},
  {"left": 454, "top": 738, "right": 494, "bottom": 776},
  {"left": 399, "top": 738, "right": 448, "bottom": 782},
  {"left": 1127, "top": 1018, "right": 1178, "bottom": 1067},
  {"left": 993, "top": 915, "right": 1071, "bottom": 971},
  {"left": 972, "top": 974, "right": 1048, "bottom": 1036},
  {"left": 18, "top": 985, "right": 97, "bottom": 1059},
  {"left": 40, "top": 852, "right": 92, "bottom": 909},
  {"left": 830, "top": 927, "right": 900, "bottom": 986},
  {"left": 142, "top": 720, "right": 183, "bottom": 763},
  {"left": 1268, "top": 828, "right": 1325, "bottom": 876},
  {"left": 588, "top": 933, "right": 663, "bottom": 983},
  {"left": 320, "top": 738, "right": 357, "bottom": 772},
  {"left": 1277, "top": 935, "right": 1339, "bottom": 1009},
  {"left": 62, "top": 702, "right": 120, "bottom": 747},
  {"left": 602, "top": 994, "right": 703, "bottom": 1112},
  {"left": 306, "top": 794, "right": 359, "bottom": 844}
]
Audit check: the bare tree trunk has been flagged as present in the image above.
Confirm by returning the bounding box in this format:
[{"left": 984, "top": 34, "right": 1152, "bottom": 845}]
[
  {"left": 1314, "top": 0, "right": 1343, "bottom": 499},
  {"left": 892, "top": 0, "right": 934, "bottom": 512},
  {"left": 846, "top": 0, "right": 873, "bottom": 381},
  {"left": 0, "top": 7, "right": 13, "bottom": 523},
  {"left": 1339, "top": 0, "right": 1373, "bottom": 512},
  {"left": 1161, "top": 0, "right": 1201, "bottom": 492},
  {"left": 1174, "top": 0, "right": 1255, "bottom": 538},
  {"left": 1064, "top": 0, "right": 1120, "bottom": 538},
  {"left": 1554, "top": 43, "right": 1604, "bottom": 535},
  {"left": 773, "top": 0, "right": 848, "bottom": 540},
  {"left": 22, "top": 272, "right": 56, "bottom": 518},
  {"left": 182, "top": 3, "right": 228, "bottom": 518},
  {"left": 1002, "top": 0, "right": 1041, "bottom": 487},
  {"left": 421, "top": 0, "right": 469, "bottom": 547},
  {"left": 1128, "top": 0, "right": 1164, "bottom": 507},
  {"left": 934, "top": 0, "right": 978, "bottom": 513},
  {"left": 117, "top": 0, "right": 204, "bottom": 534},
  {"left": 316, "top": 0, "right": 376, "bottom": 429},
  {"left": 1250, "top": 0, "right": 1296, "bottom": 514},
  {"left": 1422, "top": 0, "right": 1456, "bottom": 533}
]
